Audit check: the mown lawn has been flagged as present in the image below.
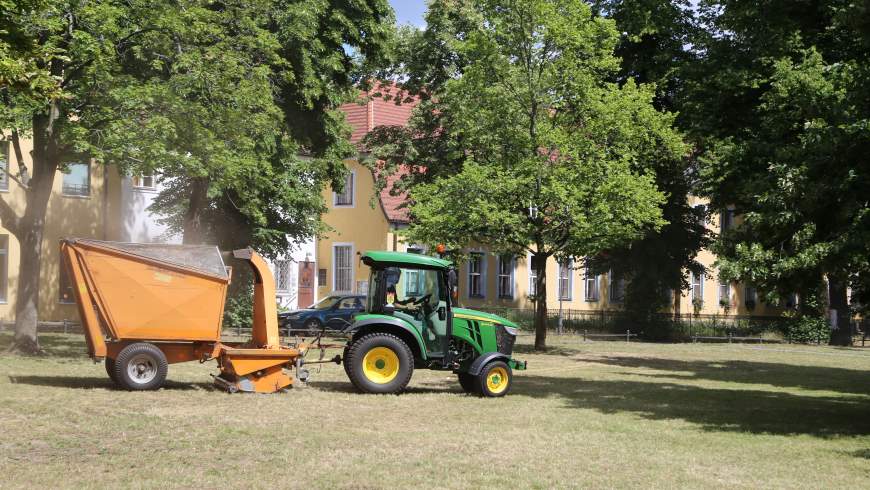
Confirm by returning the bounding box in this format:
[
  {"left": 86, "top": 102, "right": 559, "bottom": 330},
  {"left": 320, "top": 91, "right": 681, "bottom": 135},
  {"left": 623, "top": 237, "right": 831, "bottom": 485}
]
[{"left": 1, "top": 332, "right": 868, "bottom": 489}]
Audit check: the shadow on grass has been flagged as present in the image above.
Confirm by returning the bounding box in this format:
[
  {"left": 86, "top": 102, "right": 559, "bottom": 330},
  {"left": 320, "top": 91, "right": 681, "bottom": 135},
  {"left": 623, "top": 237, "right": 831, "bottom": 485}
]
[
  {"left": 8, "top": 375, "right": 209, "bottom": 391},
  {"left": 588, "top": 356, "right": 870, "bottom": 397},
  {"left": 514, "top": 374, "right": 870, "bottom": 437},
  {"left": 512, "top": 343, "right": 585, "bottom": 356},
  {"left": 0, "top": 332, "right": 89, "bottom": 360},
  {"left": 308, "top": 380, "right": 460, "bottom": 395}
]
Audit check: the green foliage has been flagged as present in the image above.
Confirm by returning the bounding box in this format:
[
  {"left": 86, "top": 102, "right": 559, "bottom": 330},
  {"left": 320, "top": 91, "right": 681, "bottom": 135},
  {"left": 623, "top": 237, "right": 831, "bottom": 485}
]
[
  {"left": 778, "top": 315, "right": 830, "bottom": 345},
  {"left": 223, "top": 283, "right": 254, "bottom": 334},
  {"left": 679, "top": 1, "right": 870, "bottom": 345}
]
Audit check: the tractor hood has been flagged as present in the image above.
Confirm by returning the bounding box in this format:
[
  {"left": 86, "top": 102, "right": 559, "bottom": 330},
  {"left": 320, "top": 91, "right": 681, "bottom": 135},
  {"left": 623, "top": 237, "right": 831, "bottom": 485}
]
[{"left": 452, "top": 308, "right": 519, "bottom": 330}]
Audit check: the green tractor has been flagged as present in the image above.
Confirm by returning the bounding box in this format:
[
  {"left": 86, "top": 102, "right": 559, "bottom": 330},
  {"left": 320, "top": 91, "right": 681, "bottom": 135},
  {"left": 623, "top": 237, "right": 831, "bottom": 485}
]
[{"left": 341, "top": 251, "right": 527, "bottom": 397}]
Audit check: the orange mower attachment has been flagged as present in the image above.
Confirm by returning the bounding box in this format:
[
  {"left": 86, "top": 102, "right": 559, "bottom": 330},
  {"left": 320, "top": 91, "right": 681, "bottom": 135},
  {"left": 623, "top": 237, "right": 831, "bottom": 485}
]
[{"left": 60, "top": 239, "right": 302, "bottom": 394}]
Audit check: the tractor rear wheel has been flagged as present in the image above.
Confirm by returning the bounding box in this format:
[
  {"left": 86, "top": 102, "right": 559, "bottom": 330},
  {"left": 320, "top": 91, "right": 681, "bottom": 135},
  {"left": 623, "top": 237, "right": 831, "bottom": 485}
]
[
  {"left": 346, "top": 332, "right": 414, "bottom": 394},
  {"left": 476, "top": 360, "right": 512, "bottom": 397},
  {"left": 457, "top": 373, "right": 478, "bottom": 394},
  {"left": 113, "top": 342, "right": 168, "bottom": 391}
]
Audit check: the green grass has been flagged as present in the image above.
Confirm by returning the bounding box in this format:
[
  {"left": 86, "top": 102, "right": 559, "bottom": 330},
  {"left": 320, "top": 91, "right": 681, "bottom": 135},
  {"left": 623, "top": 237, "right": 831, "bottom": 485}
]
[{"left": 1, "top": 333, "right": 868, "bottom": 489}]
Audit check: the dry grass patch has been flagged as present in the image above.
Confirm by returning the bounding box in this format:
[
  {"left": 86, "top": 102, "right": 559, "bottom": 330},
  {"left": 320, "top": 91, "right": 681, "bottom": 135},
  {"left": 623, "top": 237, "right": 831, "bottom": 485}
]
[{"left": 1, "top": 333, "right": 868, "bottom": 489}]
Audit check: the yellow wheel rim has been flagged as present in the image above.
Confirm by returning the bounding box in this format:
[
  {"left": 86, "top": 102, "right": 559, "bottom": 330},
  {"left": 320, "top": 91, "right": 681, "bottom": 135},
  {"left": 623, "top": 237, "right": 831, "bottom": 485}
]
[
  {"left": 486, "top": 366, "right": 509, "bottom": 394},
  {"left": 362, "top": 347, "right": 400, "bottom": 384}
]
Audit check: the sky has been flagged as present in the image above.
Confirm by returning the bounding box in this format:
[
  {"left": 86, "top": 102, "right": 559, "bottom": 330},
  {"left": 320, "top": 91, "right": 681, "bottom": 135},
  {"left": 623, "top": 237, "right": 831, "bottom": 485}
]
[{"left": 389, "top": 0, "right": 428, "bottom": 27}]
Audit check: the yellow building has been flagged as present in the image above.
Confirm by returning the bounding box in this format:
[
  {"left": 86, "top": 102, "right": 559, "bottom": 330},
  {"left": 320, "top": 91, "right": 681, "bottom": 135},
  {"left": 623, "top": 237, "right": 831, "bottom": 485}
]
[{"left": 0, "top": 137, "right": 121, "bottom": 323}]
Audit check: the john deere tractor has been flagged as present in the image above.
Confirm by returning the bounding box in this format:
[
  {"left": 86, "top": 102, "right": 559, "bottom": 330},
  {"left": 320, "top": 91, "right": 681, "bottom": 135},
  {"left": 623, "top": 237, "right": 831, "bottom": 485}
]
[{"left": 341, "top": 251, "right": 527, "bottom": 397}]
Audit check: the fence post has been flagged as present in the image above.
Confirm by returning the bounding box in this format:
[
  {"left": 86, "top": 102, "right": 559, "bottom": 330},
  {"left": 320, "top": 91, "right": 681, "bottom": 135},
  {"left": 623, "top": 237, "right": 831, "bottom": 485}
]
[
  {"left": 626, "top": 329, "right": 630, "bottom": 343},
  {"left": 63, "top": 319, "right": 68, "bottom": 334},
  {"left": 583, "top": 329, "right": 587, "bottom": 342},
  {"left": 728, "top": 329, "right": 732, "bottom": 343}
]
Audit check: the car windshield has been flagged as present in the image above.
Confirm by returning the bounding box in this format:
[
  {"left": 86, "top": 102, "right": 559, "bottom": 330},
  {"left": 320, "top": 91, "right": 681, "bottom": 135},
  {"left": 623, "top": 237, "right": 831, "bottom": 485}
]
[{"left": 309, "top": 296, "right": 340, "bottom": 310}]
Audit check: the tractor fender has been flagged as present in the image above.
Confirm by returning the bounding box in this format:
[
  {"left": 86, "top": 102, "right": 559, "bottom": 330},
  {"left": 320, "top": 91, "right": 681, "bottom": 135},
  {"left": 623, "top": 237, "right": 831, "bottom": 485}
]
[
  {"left": 467, "top": 352, "right": 511, "bottom": 376},
  {"left": 348, "top": 317, "right": 427, "bottom": 360}
]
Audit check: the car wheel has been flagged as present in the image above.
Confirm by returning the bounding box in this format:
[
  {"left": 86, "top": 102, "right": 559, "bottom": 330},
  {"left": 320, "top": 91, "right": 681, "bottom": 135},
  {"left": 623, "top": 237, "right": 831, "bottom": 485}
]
[{"left": 304, "top": 318, "right": 322, "bottom": 335}]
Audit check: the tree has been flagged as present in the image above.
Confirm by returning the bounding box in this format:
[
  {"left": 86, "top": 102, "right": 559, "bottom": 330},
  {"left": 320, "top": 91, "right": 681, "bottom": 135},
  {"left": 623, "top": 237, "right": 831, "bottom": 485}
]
[
  {"left": 0, "top": 0, "right": 394, "bottom": 352},
  {"left": 588, "top": 0, "right": 709, "bottom": 331},
  {"left": 366, "top": 0, "right": 686, "bottom": 350},
  {"left": 683, "top": 0, "right": 870, "bottom": 345}
]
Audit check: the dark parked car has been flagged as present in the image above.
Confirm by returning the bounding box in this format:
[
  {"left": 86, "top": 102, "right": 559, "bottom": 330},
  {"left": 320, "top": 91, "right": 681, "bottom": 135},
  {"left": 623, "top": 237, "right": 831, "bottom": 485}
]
[{"left": 278, "top": 295, "right": 365, "bottom": 333}]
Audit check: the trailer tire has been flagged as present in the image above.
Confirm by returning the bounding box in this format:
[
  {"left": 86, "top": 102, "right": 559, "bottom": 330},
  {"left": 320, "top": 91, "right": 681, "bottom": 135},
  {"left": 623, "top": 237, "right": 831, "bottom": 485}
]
[
  {"left": 346, "top": 332, "right": 413, "bottom": 394},
  {"left": 476, "top": 360, "right": 512, "bottom": 397},
  {"left": 114, "top": 343, "right": 168, "bottom": 391},
  {"left": 105, "top": 358, "right": 118, "bottom": 385}
]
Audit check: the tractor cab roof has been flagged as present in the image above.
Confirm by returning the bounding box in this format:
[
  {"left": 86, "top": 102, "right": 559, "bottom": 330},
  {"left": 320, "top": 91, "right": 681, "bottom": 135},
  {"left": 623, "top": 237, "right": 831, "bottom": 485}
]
[{"left": 361, "top": 250, "right": 452, "bottom": 270}]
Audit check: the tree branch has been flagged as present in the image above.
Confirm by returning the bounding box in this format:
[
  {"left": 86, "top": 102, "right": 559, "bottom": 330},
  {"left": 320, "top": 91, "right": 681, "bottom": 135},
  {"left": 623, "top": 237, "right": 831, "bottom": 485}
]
[
  {"left": 0, "top": 193, "right": 20, "bottom": 235},
  {"left": 9, "top": 130, "right": 30, "bottom": 191}
]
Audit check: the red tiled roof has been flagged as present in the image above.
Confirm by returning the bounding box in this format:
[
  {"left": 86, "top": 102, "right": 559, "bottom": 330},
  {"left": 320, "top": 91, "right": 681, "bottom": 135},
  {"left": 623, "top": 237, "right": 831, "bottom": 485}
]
[{"left": 339, "top": 82, "right": 417, "bottom": 223}]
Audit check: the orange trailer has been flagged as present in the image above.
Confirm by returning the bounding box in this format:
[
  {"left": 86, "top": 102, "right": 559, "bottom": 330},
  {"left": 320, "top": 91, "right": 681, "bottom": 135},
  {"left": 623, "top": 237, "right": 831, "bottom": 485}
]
[{"left": 60, "top": 238, "right": 302, "bottom": 393}]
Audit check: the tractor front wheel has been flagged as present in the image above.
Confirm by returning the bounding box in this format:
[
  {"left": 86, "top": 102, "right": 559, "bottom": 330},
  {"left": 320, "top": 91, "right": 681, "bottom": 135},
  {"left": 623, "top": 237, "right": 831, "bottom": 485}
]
[
  {"left": 113, "top": 342, "right": 168, "bottom": 391},
  {"left": 476, "top": 360, "right": 512, "bottom": 397},
  {"left": 346, "top": 333, "right": 414, "bottom": 394}
]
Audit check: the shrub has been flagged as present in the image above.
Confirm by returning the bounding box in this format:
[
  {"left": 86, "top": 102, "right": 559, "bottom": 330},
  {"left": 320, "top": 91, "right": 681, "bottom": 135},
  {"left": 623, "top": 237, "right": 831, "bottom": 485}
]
[{"left": 778, "top": 315, "right": 830, "bottom": 344}]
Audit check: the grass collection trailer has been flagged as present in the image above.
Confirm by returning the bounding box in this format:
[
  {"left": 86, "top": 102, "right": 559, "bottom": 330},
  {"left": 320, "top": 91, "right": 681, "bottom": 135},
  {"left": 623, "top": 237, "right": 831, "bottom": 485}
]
[{"left": 60, "top": 239, "right": 304, "bottom": 394}]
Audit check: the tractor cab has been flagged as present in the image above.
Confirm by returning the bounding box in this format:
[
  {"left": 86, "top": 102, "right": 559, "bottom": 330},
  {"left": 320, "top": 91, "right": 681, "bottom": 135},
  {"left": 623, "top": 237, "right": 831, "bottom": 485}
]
[
  {"left": 341, "top": 250, "right": 527, "bottom": 397},
  {"left": 363, "top": 252, "right": 453, "bottom": 359}
]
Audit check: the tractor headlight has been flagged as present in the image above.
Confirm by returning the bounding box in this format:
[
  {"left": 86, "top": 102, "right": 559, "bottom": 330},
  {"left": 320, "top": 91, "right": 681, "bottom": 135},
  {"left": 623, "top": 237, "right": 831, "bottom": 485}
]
[{"left": 503, "top": 325, "right": 517, "bottom": 336}]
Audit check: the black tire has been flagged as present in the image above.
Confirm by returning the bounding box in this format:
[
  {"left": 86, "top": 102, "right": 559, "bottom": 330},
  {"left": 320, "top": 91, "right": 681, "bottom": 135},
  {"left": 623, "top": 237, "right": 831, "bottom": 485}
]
[
  {"left": 342, "top": 345, "right": 352, "bottom": 379},
  {"left": 458, "top": 372, "right": 478, "bottom": 394},
  {"left": 346, "top": 332, "right": 414, "bottom": 394},
  {"left": 304, "top": 318, "right": 322, "bottom": 335},
  {"left": 105, "top": 358, "right": 118, "bottom": 384},
  {"left": 476, "top": 360, "right": 512, "bottom": 397},
  {"left": 113, "top": 342, "right": 168, "bottom": 391}
]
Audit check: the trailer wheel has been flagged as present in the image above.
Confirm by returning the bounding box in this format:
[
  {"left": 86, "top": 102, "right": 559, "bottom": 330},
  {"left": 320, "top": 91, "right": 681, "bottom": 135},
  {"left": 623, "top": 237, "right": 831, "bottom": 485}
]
[
  {"left": 346, "top": 332, "right": 413, "bottom": 394},
  {"left": 457, "top": 373, "right": 478, "bottom": 394},
  {"left": 113, "top": 343, "right": 168, "bottom": 391},
  {"left": 105, "top": 358, "right": 118, "bottom": 385},
  {"left": 476, "top": 360, "right": 512, "bottom": 397}
]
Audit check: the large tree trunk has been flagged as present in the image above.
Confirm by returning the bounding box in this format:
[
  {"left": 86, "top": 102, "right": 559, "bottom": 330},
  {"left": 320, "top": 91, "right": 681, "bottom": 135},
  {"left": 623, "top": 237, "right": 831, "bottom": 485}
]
[
  {"left": 182, "top": 176, "right": 210, "bottom": 245},
  {"left": 10, "top": 110, "right": 60, "bottom": 353},
  {"left": 828, "top": 274, "right": 852, "bottom": 346},
  {"left": 533, "top": 253, "right": 548, "bottom": 350}
]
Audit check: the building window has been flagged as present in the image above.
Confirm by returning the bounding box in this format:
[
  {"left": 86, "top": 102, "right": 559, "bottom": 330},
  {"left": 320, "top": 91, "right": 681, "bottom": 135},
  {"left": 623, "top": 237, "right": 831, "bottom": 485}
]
[
  {"left": 690, "top": 272, "right": 704, "bottom": 305},
  {"left": 0, "top": 235, "right": 7, "bottom": 303},
  {"left": 558, "top": 259, "right": 573, "bottom": 301},
  {"left": 785, "top": 293, "right": 799, "bottom": 309},
  {"left": 695, "top": 204, "right": 707, "bottom": 227},
  {"left": 609, "top": 270, "right": 625, "bottom": 303},
  {"left": 59, "top": 261, "right": 76, "bottom": 304},
  {"left": 333, "top": 244, "right": 353, "bottom": 292},
  {"left": 132, "top": 174, "right": 156, "bottom": 190},
  {"left": 528, "top": 254, "right": 538, "bottom": 298},
  {"left": 333, "top": 171, "right": 354, "bottom": 207},
  {"left": 468, "top": 253, "right": 485, "bottom": 298},
  {"left": 62, "top": 162, "right": 90, "bottom": 196},
  {"left": 0, "top": 141, "right": 9, "bottom": 191},
  {"left": 318, "top": 268, "right": 327, "bottom": 287},
  {"left": 274, "top": 260, "right": 292, "bottom": 292},
  {"left": 720, "top": 207, "right": 735, "bottom": 234},
  {"left": 745, "top": 285, "right": 757, "bottom": 308},
  {"left": 584, "top": 263, "right": 599, "bottom": 302},
  {"left": 405, "top": 269, "right": 422, "bottom": 296},
  {"left": 718, "top": 278, "right": 730, "bottom": 306},
  {"left": 497, "top": 255, "right": 514, "bottom": 299}
]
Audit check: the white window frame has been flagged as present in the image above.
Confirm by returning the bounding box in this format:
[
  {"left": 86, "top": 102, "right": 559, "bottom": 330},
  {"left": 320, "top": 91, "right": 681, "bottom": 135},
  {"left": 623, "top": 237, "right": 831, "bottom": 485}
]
[
  {"left": 0, "top": 141, "right": 9, "bottom": 192},
  {"left": 718, "top": 277, "right": 730, "bottom": 306},
  {"left": 496, "top": 255, "right": 514, "bottom": 300},
  {"left": 0, "top": 235, "right": 7, "bottom": 303},
  {"left": 528, "top": 253, "right": 538, "bottom": 298},
  {"left": 132, "top": 173, "right": 157, "bottom": 191},
  {"left": 584, "top": 262, "right": 599, "bottom": 302},
  {"left": 467, "top": 252, "right": 485, "bottom": 298},
  {"left": 691, "top": 272, "right": 705, "bottom": 304},
  {"left": 332, "top": 243, "right": 354, "bottom": 292},
  {"left": 274, "top": 259, "right": 293, "bottom": 293},
  {"left": 333, "top": 170, "right": 355, "bottom": 207},
  {"left": 559, "top": 259, "right": 573, "bottom": 301},
  {"left": 609, "top": 270, "right": 625, "bottom": 304},
  {"left": 62, "top": 162, "right": 91, "bottom": 197}
]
